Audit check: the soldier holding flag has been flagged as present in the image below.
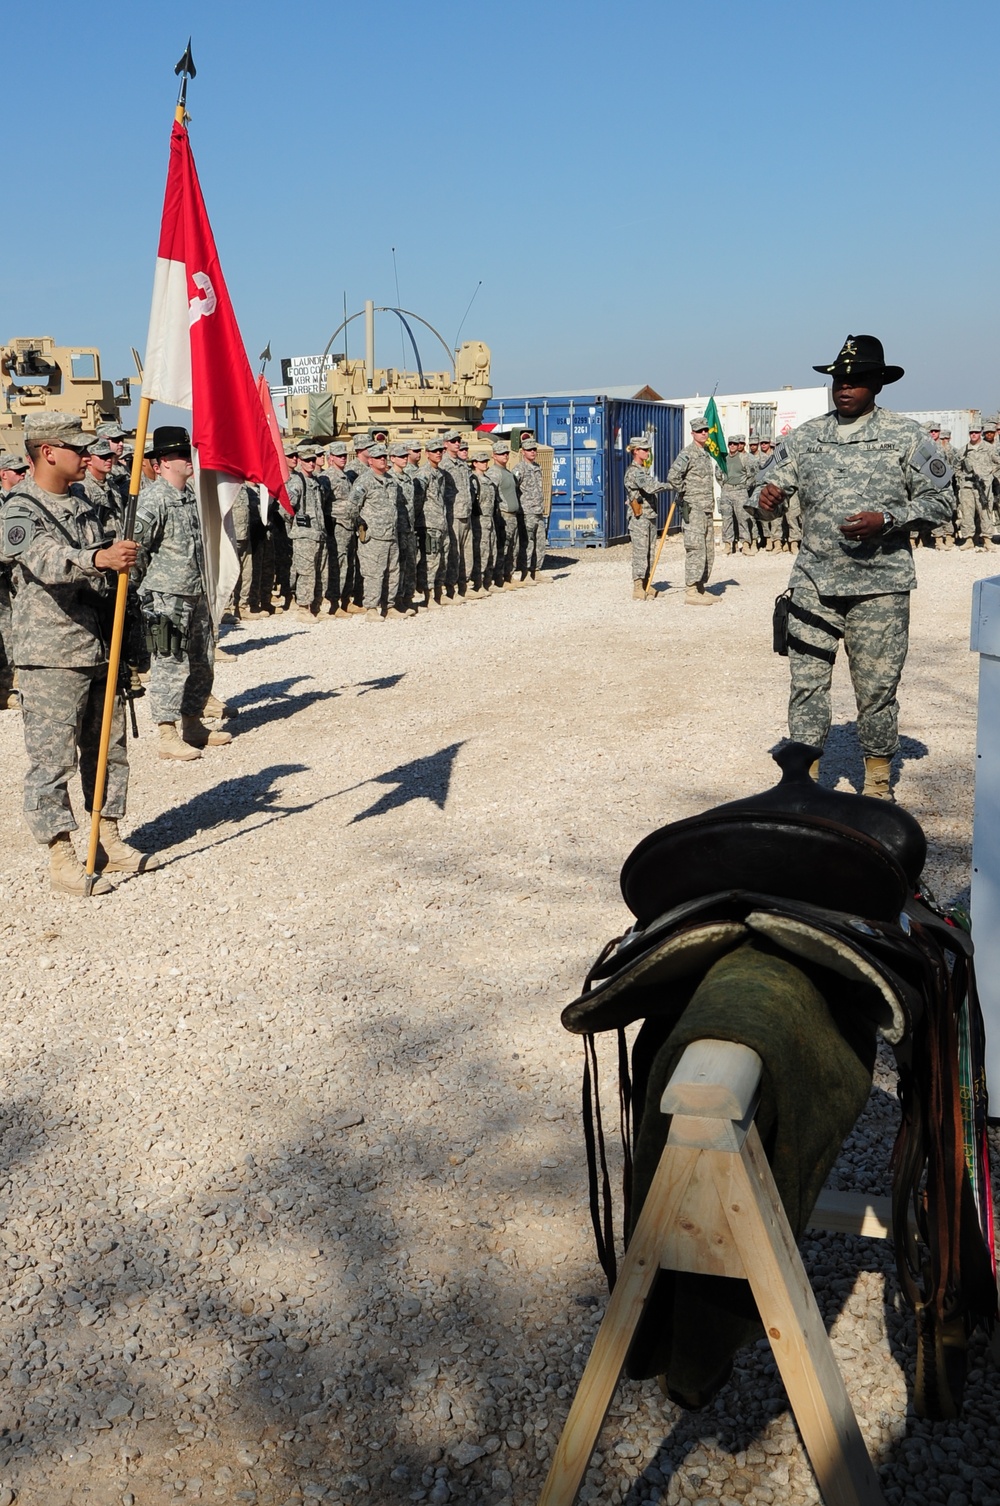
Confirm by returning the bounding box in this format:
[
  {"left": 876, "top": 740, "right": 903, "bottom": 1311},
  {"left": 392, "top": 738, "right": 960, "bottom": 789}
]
[{"left": 666, "top": 414, "right": 719, "bottom": 605}]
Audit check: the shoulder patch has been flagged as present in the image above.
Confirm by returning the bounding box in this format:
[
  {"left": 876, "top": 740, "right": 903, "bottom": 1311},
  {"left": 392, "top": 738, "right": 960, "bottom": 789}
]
[
  {"left": 1, "top": 500, "right": 35, "bottom": 557},
  {"left": 912, "top": 435, "right": 953, "bottom": 488},
  {"left": 774, "top": 441, "right": 790, "bottom": 465}
]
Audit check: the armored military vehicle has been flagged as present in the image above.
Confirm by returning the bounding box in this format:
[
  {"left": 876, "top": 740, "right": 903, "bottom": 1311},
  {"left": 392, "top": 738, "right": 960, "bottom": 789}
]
[{"left": 1, "top": 336, "right": 132, "bottom": 451}]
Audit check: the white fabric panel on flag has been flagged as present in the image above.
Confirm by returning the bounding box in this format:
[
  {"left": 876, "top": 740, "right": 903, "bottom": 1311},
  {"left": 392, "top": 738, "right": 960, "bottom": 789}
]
[
  {"left": 192, "top": 454, "right": 241, "bottom": 628},
  {"left": 258, "top": 486, "right": 270, "bottom": 526},
  {"left": 143, "top": 258, "right": 194, "bottom": 408}
]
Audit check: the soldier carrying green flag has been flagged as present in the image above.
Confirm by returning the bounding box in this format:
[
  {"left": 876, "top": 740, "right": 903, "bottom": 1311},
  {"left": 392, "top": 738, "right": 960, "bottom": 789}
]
[{"left": 666, "top": 414, "right": 722, "bottom": 605}]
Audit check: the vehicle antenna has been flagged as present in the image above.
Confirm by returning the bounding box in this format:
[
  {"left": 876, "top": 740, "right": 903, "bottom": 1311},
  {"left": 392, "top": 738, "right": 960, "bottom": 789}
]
[
  {"left": 453, "top": 280, "right": 482, "bottom": 352},
  {"left": 391, "top": 248, "right": 406, "bottom": 370}
]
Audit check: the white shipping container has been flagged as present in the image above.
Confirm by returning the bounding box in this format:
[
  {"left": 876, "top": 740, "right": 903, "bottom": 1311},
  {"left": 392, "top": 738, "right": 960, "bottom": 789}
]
[
  {"left": 666, "top": 386, "right": 832, "bottom": 444},
  {"left": 902, "top": 409, "right": 980, "bottom": 450}
]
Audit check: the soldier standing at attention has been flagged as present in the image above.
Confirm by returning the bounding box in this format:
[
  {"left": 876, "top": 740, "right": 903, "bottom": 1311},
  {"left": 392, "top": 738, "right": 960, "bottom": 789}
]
[
  {"left": 440, "top": 431, "right": 474, "bottom": 599},
  {"left": 624, "top": 437, "right": 671, "bottom": 599},
  {"left": 346, "top": 433, "right": 372, "bottom": 485},
  {"left": 82, "top": 439, "right": 125, "bottom": 532},
  {"left": 488, "top": 441, "right": 521, "bottom": 590},
  {"left": 287, "top": 445, "right": 328, "bottom": 620},
  {"left": 470, "top": 449, "right": 498, "bottom": 594},
  {"left": 0, "top": 413, "right": 159, "bottom": 893},
  {"left": 753, "top": 335, "right": 953, "bottom": 799},
  {"left": 405, "top": 442, "right": 428, "bottom": 604},
  {"left": 389, "top": 442, "right": 419, "bottom": 614},
  {"left": 132, "top": 427, "right": 233, "bottom": 761},
  {"left": 351, "top": 442, "right": 402, "bottom": 619},
  {"left": 718, "top": 433, "right": 753, "bottom": 556},
  {"left": 958, "top": 422, "right": 999, "bottom": 550},
  {"left": 323, "top": 441, "right": 360, "bottom": 617},
  {"left": 665, "top": 415, "right": 718, "bottom": 605},
  {"left": 418, "top": 437, "right": 449, "bottom": 607},
  {"left": 512, "top": 437, "right": 547, "bottom": 583}
]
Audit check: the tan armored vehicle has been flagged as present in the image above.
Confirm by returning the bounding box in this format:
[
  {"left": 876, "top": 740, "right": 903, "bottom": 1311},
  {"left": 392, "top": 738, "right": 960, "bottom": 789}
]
[{"left": 1, "top": 336, "right": 131, "bottom": 449}]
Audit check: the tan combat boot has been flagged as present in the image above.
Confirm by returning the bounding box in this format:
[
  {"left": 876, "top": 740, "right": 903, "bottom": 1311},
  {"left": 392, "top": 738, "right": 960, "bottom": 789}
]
[
  {"left": 202, "top": 693, "right": 237, "bottom": 720},
  {"left": 684, "top": 585, "right": 715, "bottom": 606},
  {"left": 48, "top": 833, "right": 112, "bottom": 896},
  {"left": 181, "top": 715, "right": 232, "bottom": 748},
  {"left": 632, "top": 580, "right": 646, "bottom": 600},
  {"left": 809, "top": 760, "right": 820, "bottom": 780},
  {"left": 96, "top": 819, "right": 161, "bottom": 874},
  {"left": 862, "top": 756, "right": 894, "bottom": 800},
  {"left": 943, "top": 535, "right": 955, "bottom": 550},
  {"left": 158, "top": 721, "right": 201, "bottom": 760}
]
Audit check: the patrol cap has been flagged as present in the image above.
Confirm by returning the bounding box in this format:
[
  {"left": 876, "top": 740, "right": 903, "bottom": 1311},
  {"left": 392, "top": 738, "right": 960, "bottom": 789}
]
[
  {"left": 297, "top": 444, "right": 320, "bottom": 460},
  {"left": 367, "top": 442, "right": 388, "bottom": 459},
  {"left": 326, "top": 440, "right": 348, "bottom": 457},
  {"left": 441, "top": 429, "right": 462, "bottom": 443},
  {"left": 407, "top": 439, "right": 423, "bottom": 451},
  {"left": 689, "top": 415, "right": 710, "bottom": 432},
  {"left": 940, "top": 427, "right": 952, "bottom": 438},
  {"left": 354, "top": 434, "right": 373, "bottom": 451},
  {"left": 88, "top": 438, "right": 115, "bottom": 458},
  {"left": 24, "top": 411, "right": 93, "bottom": 449},
  {"left": 95, "top": 421, "right": 127, "bottom": 440},
  {"left": 521, "top": 438, "right": 538, "bottom": 451},
  {"left": 425, "top": 436, "right": 445, "bottom": 452},
  {"left": 627, "top": 436, "right": 652, "bottom": 451},
  {"left": 731, "top": 433, "right": 746, "bottom": 443},
  {"left": 389, "top": 441, "right": 410, "bottom": 457},
  {"left": 970, "top": 421, "right": 983, "bottom": 433},
  {"left": 0, "top": 452, "right": 27, "bottom": 471},
  {"left": 457, "top": 438, "right": 470, "bottom": 449},
  {"left": 492, "top": 440, "right": 510, "bottom": 455},
  {"left": 471, "top": 450, "right": 491, "bottom": 464}
]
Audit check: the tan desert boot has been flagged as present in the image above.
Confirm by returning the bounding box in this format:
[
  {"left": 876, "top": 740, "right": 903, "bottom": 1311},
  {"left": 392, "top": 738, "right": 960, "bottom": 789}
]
[
  {"left": 158, "top": 722, "right": 201, "bottom": 761},
  {"left": 96, "top": 819, "right": 161, "bottom": 874},
  {"left": 49, "top": 833, "right": 112, "bottom": 896},
  {"left": 862, "top": 756, "right": 894, "bottom": 801},
  {"left": 181, "top": 716, "right": 232, "bottom": 748}
]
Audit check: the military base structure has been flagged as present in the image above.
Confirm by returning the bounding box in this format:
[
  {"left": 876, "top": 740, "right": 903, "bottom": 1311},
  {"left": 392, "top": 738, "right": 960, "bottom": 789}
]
[{"left": 1, "top": 336, "right": 132, "bottom": 449}]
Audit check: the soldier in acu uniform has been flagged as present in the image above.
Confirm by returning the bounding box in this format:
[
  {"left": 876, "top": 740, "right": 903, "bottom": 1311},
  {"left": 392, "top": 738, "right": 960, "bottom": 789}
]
[
  {"left": 286, "top": 446, "right": 328, "bottom": 620},
  {"left": 487, "top": 441, "right": 521, "bottom": 589},
  {"left": 957, "top": 422, "right": 999, "bottom": 550},
  {"left": 322, "top": 441, "right": 361, "bottom": 616},
  {"left": 512, "top": 438, "right": 547, "bottom": 583},
  {"left": 470, "top": 449, "right": 498, "bottom": 593},
  {"left": 418, "top": 438, "right": 449, "bottom": 606},
  {"left": 389, "top": 442, "right": 419, "bottom": 614},
  {"left": 624, "top": 437, "right": 671, "bottom": 599},
  {"left": 132, "top": 427, "right": 233, "bottom": 761},
  {"left": 718, "top": 433, "right": 754, "bottom": 555},
  {"left": 666, "top": 415, "right": 718, "bottom": 605},
  {"left": 753, "top": 334, "right": 953, "bottom": 799},
  {"left": 0, "top": 413, "right": 160, "bottom": 894},
  {"left": 440, "top": 430, "right": 475, "bottom": 598},
  {"left": 351, "top": 443, "right": 403, "bottom": 619}
]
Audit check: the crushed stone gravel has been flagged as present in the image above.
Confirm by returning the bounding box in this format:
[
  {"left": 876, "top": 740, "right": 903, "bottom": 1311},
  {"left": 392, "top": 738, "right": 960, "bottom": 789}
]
[{"left": 0, "top": 537, "right": 995, "bottom": 1506}]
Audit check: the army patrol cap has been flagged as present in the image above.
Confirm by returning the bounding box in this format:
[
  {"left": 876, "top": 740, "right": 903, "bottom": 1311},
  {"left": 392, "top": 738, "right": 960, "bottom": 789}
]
[
  {"left": 627, "top": 436, "right": 652, "bottom": 451},
  {"left": 471, "top": 450, "right": 491, "bottom": 464},
  {"left": 296, "top": 444, "right": 320, "bottom": 460},
  {"left": 95, "top": 421, "right": 127, "bottom": 440},
  {"left": 441, "top": 429, "right": 462, "bottom": 443},
  {"left": 492, "top": 440, "right": 511, "bottom": 455},
  {"left": 457, "top": 439, "right": 470, "bottom": 450},
  {"left": 367, "top": 442, "right": 388, "bottom": 459},
  {"left": 326, "top": 441, "right": 348, "bottom": 457},
  {"left": 970, "top": 422, "right": 983, "bottom": 434},
  {"left": 521, "top": 438, "right": 538, "bottom": 451},
  {"left": 940, "top": 427, "right": 952, "bottom": 438},
  {"left": 813, "top": 333, "right": 904, "bottom": 384},
  {"left": 88, "top": 438, "right": 115, "bottom": 458},
  {"left": 354, "top": 434, "right": 373, "bottom": 452},
  {"left": 24, "top": 411, "right": 94, "bottom": 450},
  {"left": 0, "top": 452, "right": 28, "bottom": 471},
  {"left": 689, "top": 416, "right": 710, "bottom": 432},
  {"left": 425, "top": 437, "right": 445, "bottom": 452},
  {"left": 731, "top": 433, "right": 746, "bottom": 443},
  {"left": 389, "top": 441, "right": 411, "bottom": 457}
]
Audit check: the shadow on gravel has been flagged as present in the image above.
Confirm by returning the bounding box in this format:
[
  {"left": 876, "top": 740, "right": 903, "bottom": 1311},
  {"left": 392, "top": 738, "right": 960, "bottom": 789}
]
[
  {"left": 350, "top": 742, "right": 465, "bottom": 823},
  {"left": 227, "top": 675, "right": 314, "bottom": 711},
  {"left": 352, "top": 673, "right": 407, "bottom": 697},
  {"left": 230, "top": 687, "right": 343, "bottom": 733},
  {"left": 217, "top": 630, "right": 306, "bottom": 656},
  {"left": 128, "top": 762, "right": 309, "bottom": 852},
  {"left": 818, "top": 724, "right": 929, "bottom": 795},
  {"left": 705, "top": 577, "right": 739, "bottom": 597}
]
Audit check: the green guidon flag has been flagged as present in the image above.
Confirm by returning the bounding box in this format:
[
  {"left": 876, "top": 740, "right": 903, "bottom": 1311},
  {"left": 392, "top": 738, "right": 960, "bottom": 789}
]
[{"left": 704, "top": 396, "right": 727, "bottom": 476}]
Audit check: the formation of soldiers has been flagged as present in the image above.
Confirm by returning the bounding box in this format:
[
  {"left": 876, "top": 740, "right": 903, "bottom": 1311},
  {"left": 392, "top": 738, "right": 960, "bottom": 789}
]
[
  {"left": 919, "top": 417, "right": 1000, "bottom": 551},
  {"left": 228, "top": 428, "right": 550, "bottom": 624}
]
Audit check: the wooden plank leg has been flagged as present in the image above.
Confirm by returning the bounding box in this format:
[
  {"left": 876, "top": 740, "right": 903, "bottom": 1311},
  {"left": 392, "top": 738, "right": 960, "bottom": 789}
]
[
  {"left": 537, "top": 1145, "right": 700, "bottom": 1506},
  {"left": 720, "top": 1126, "right": 886, "bottom": 1506}
]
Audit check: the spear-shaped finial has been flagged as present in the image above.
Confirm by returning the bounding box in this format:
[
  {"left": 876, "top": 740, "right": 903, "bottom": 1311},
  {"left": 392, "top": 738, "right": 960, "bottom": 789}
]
[
  {"left": 259, "top": 342, "right": 272, "bottom": 373},
  {"left": 175, "top": 38, "right": 196, "bottom": 119}
]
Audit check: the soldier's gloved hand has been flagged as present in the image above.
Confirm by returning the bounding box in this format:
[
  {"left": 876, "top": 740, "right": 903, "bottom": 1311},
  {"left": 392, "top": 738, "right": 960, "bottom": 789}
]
[
  {"left": 840, "top": 511, "right": 886, "bottom": 541},
  {"left": 95, "top": 539, "right": 139, "bottom": 572},
  {"left": 758, "top": 483, "right": 785, "bottom": 513}
]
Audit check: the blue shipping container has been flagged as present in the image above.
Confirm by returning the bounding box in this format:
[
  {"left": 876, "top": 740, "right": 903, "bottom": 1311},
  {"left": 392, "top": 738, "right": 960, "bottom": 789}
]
[{"left": 480, "top": 394, "right": 684, "bottom": 548}]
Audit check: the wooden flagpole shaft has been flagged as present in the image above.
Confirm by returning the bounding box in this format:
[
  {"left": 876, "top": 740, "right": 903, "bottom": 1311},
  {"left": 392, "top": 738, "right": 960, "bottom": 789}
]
[
  {"left": 646, "top": 500, "right": 676, "bottom": 591},
  {"left": 83, "top": 394, "right": 153, "bottom": 889}
]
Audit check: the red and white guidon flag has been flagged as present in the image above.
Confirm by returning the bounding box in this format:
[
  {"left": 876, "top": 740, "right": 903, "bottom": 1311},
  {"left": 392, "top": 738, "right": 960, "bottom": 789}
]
[{"left": 143, "top": 119, "right": 288, "bottom": 622}]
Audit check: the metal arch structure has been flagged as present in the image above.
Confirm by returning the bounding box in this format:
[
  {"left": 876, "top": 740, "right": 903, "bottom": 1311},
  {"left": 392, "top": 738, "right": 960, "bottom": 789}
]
[{"left": 321, "top": 307, "right": 456, "bottom": 385}]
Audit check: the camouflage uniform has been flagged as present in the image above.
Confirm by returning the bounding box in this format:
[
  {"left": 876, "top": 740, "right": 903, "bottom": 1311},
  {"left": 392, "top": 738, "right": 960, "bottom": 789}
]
[
  {"left": 287, "top": 467, "right": 327, "bottom": 609},
  {"left": 391, "top": 456, "right": 419, "bottom": 606},
  {"left": 229, "top": 481, "right": 255, "bottom": 612},
  {"left": 0, "top": 475, "right": 128, "bottom": 842},
  {"left": 512, "top": 452, "right": 546, "bottom": 577},
  {"left": 488, "top": 455, "right": 521, "bottom": 584},
  {"left": 351, "top": 467, "right": 403, "bottom": 610},
  {"left": 471, "top": 466, "right": 499, "bottom": 588},
  {"left": 132, "top": 476, "right": 215, "bottom": 723},
  {"left": 958, "top": 439, "right": 1000, "bottom": 544},
  {"left": 418, "top": 458, "right": 448, "bottom": 598},
  {"left": 665, "top": 440, "right": 716, "bottom": 587},
  {"left": 624, "top": 459, "right": 670, "bottom": 582},
  {"left": 405, "top": 460, "right": 427, "bottom": 597},
  {"left": 323, "top": 461, "right": 359, "bottom": 609},
  {"left": 717, "top": 446, "right": 753, "bottom": 547},
  {"left": 81, "top": 471, "right": 125, "bottom": 535},
  {"left": 749, "top": 407, "right": 954, "bottom": 756},
  {"left": 440, "top": 452, "right": 474, "bottom": 590}
]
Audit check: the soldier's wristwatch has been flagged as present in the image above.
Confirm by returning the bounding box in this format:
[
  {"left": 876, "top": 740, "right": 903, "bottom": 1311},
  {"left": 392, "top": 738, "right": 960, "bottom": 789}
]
[{"left": 881, "top": 511, "right": 895, "bottom": 531}]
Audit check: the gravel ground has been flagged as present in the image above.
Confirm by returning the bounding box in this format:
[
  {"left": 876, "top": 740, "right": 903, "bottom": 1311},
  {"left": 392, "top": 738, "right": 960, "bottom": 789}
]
[{"left": 0, "top": 536, "right": 997, "bottom": 1506}]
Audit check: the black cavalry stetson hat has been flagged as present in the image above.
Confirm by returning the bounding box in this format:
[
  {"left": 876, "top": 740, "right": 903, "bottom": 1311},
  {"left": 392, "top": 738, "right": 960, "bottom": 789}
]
[
  {"left": 813, "top": 334, "right": 904, "bottom": 385},
  {"left": 148, "top": 425, "right": 192, "bottom": 458}
]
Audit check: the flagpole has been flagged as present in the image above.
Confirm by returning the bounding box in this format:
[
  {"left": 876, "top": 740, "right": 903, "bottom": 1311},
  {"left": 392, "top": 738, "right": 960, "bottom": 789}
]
[{"left": 83, "top": 48, "right": 196, "bottom": 895}]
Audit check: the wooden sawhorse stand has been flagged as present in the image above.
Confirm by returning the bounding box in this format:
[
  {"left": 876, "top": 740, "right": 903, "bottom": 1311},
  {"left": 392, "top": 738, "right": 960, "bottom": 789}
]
[{"left": 539, "top": 1039, "right": 888, "bottom": 1506}]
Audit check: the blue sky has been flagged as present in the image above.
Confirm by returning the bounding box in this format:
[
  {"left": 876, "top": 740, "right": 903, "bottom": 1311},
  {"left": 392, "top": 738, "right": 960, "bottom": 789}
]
[{"left": 6, "top": 0, "right": 996, "bottom": 417}]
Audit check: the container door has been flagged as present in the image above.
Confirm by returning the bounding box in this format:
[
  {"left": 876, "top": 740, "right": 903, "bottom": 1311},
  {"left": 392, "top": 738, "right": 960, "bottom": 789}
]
[{"left": 548, "top": 405, "right": 604, "bottom": 546}]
